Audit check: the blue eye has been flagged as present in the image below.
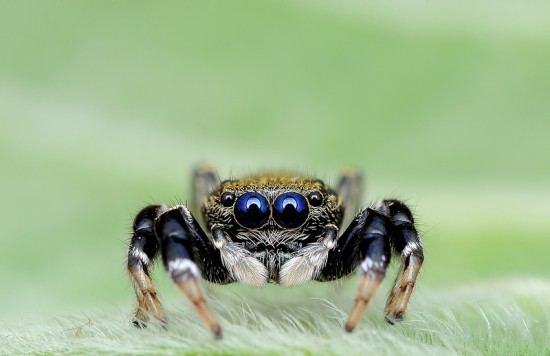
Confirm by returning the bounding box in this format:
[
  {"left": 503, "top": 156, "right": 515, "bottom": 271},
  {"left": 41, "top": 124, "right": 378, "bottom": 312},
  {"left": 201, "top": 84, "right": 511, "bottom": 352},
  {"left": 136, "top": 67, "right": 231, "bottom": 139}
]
[
  {"left": 273, "top": 193, "right": 309, "bottom": 228},
  {"left": 235, "top": 193, "right": 270, "bottom": 228}
]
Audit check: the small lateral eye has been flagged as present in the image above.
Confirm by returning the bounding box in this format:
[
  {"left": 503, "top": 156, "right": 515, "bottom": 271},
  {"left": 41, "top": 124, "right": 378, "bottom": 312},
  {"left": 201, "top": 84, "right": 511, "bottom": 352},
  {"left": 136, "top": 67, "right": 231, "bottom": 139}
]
[
  {"left": 308, "top": 191, "right": 323, "bottom": 206},
  {"left": 220, "top": 191, "right": 235, "bottom": 207}
]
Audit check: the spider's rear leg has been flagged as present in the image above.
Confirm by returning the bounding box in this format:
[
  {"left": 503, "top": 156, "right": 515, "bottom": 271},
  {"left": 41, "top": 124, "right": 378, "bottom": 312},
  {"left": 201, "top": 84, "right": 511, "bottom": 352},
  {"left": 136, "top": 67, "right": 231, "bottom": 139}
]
[
  {"left": 336, "top": 168, "right": 363, "bottom": 228},
  {"left": 127, "top": 205, "right": 167, "bottom": 326},
  {"left": 344, "top": 210, "right": 392, "bottom": 332},
  {"left": 376, "top": 200, "right": 424, "bottom": 324},
  {"left": 192, "top": 163, "right": 219, "bottom": 215},
  {"left": 155, "top": 206, "right": 222, "bottom": 339}
]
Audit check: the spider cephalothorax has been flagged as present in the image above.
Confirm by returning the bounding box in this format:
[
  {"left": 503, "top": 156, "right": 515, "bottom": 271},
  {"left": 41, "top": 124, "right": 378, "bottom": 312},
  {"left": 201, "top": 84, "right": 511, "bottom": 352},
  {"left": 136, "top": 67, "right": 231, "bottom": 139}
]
[
  {"left": 201, "top": 175, "right": 344, "bottom": 286},
  {"left": 127, "top": 164, "right": 424, "bottom": 339}
]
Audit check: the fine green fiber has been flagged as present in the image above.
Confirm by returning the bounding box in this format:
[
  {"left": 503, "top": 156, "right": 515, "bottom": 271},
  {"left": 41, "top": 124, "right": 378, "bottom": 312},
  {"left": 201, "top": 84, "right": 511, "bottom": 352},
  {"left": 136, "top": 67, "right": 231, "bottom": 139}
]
[{"left": 2, "top": 278, "right": 549, "bottom": 355}]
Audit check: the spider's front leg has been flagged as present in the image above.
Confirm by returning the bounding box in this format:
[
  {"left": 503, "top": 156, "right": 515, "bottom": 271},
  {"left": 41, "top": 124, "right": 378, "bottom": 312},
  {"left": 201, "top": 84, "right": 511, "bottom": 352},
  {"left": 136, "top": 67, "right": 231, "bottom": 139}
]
[
  {"left": 377, "top": 200, "right": 424, "bottom": 324},
  {"left": 154, "top": 206, "right": 227, "bottom": 338},
  {"left": 318, "top": 200, "right": 424, "bottom": 332},
  {"left": 343, "top": 209, "right": 392, "bottom": 332},
  {"left": 128, "top": 204, "right": 230, "bottom": 339},
  {"left": 127, "top": 205, "right": 168, "bottom": 326}
]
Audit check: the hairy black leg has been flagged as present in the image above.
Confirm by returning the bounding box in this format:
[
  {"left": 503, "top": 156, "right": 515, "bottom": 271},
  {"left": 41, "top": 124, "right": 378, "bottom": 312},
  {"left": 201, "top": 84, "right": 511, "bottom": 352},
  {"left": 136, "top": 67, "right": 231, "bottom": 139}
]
[
  {"left": 316, "top": 209, "right": 392, "bottom": 331},
  {"left": 336, "top": 168, "right": 363, "bottom": 228},
  {"left": 317, "top": 209, "right": 369, "bottom": 282},
  {"left": 344, "top": 210, "right": 392, "bottom": 332},
  {"left": 155, "top": 206, "right": 226, "bottom": 339},
  {"left": 172, "top": 207, "right": 231, "bottom": 284},
  {"left": 375, "top": 200, "right": 424, "bottom": 324},
  {"left": 319, "top": 199, "right": 424, "bottom": 330},
  {"left": 127, "top": 205, "right": 167, "bottom": 326},
  {"left": 192, "top": 163, "right": 219, "bottom": 216}
]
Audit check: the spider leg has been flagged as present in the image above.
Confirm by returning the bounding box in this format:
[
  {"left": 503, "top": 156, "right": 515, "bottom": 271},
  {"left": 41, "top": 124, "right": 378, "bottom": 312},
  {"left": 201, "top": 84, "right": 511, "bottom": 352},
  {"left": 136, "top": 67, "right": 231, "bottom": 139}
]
[
  {"left": 154, "top": 206, "right": 227, "bottom": 339},
  {"left": 375, "top": 200, "right": 424, "bottom": 324},
  {"left": 127, "top": 205, "right": 168, "bottom": 326},
  {"left": 344, "top": 210, "right": 392, "bottom": 332},
  {"left": 336, "top": 168, "right": 363, "bottom": 228},
  {"left": 319, "top": 199, "right": 424, "bottom": 331},
  {"left": 316, "top": 209, "right": 392, "bottom": 331},
  {"left": 192, "top": 163, "right": 219, "bottom": 216}
]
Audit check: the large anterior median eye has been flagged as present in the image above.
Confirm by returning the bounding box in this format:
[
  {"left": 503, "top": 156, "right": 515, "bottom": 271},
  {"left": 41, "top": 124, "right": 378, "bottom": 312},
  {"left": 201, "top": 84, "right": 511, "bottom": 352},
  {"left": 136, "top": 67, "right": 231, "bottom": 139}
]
[
  {"left": 273, "top": 192, "right": 309, "bottom": 228},
  {"left": 235, "top": 192, "right": 270, "bottom": 228}
]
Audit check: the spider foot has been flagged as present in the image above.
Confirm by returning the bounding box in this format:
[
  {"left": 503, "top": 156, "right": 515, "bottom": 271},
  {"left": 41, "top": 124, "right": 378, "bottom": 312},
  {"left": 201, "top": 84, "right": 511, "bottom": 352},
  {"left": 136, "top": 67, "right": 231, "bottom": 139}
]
[
  {"left": 158, "top": 207, "right": 223, "bottom": 339},
  {"left": 173, "top": 272, "right": 223, "bottom": 339},
  {"left": 345, "top": 272, "right": 384, "bottom": 332}
]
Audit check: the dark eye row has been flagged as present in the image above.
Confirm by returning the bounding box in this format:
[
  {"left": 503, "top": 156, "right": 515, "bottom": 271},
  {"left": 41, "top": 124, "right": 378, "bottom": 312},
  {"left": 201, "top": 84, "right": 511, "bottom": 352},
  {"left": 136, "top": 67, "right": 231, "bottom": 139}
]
[{"left": 220, "top": 191, "right": 322, "bottom": 229}]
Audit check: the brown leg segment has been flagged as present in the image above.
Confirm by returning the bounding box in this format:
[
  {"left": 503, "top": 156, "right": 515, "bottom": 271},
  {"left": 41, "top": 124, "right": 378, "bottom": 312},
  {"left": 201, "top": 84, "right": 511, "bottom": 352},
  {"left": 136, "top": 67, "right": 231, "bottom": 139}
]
[
  {"left": 345, "top": 273, "right": 384, "bottom": 332},
  {"left": 157, "top": 207, "right": 223, "bottom": 339},
  {"left": 128, "top": 258, "right": 166, "bottom": 325},
  {"left": 127, "top": 205, "right": 168, "bottom": 326},
  {"left": 345, "top": 211, "right": 391, "bottom": 332},
  {"left": 385, "top": 253, "right": 424, "bottom": 323},
  {"left": 174, "top": 273, "right": 222, "bottom": 339},
  {"left": 378, "top": 200, "right": 424, "bottom": 324}
]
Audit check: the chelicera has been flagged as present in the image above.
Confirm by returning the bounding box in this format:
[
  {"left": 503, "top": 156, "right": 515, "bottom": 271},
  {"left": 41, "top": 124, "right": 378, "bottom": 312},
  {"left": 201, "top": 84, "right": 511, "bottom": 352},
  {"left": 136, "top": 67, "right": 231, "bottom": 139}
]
[{"left": 127, "top": 164, "right": 424, "bottom": 338}]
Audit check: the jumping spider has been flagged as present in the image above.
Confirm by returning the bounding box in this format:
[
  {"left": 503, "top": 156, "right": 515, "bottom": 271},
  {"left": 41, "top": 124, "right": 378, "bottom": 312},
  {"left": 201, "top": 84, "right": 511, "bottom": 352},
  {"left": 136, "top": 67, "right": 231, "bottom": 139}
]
[{"left": 127, "top": 164, "right": 424, "bottom": 339}]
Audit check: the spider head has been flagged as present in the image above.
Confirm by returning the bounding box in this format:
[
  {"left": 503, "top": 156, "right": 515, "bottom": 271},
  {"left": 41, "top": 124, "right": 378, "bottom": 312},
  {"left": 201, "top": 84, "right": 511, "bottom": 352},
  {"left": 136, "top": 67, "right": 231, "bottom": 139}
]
[{"left": 202, "top": 174, "right": 344, "bottom": 239}]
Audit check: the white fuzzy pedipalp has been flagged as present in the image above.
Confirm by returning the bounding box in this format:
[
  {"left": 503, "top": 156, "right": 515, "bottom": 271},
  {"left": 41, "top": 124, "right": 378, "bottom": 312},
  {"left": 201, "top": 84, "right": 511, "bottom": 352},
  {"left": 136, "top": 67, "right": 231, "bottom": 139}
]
[
  {"left": 279, "top": 236, "right": 335, "bottom": 287},
  {"left": 215, "top": 239, "right": 268, "bottom": 288}
]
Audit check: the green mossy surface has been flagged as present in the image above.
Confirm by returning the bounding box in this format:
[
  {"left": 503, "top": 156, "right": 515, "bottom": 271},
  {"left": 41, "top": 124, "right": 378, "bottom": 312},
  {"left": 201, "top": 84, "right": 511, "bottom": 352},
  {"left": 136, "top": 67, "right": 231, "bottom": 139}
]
[{"left": 1, "top": 1, "right": 549, "bottom": 354}]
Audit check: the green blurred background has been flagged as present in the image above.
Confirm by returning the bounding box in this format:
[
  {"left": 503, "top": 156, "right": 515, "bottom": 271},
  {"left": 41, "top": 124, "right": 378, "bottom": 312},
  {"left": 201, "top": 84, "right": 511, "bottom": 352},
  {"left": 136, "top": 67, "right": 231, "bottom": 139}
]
[{"left": 1, "top": 0, "right": 549, "bottom": 321}]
